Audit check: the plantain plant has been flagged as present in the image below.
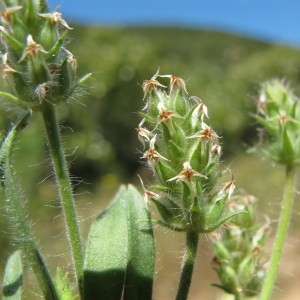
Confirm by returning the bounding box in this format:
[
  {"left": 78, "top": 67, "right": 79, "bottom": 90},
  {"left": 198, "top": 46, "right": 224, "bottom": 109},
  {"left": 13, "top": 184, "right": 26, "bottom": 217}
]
[{"left": 0, "top": 1, "right": 297, "bottom": 300}]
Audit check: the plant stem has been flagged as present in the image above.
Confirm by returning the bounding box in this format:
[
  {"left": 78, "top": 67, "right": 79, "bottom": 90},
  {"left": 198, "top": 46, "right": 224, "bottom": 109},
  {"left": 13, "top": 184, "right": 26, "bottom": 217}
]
[
  {"left": 3, "top": 113, "right": 58, "bottom": 300},
  {"left": 41, "top": 102, "right": 83, "bottom": 289},
  {"left": 259, "top": 166, "right": 296, "bottom": 300},
  {"left": 176, "top": 231, "right": 199, "bottom": 300}
]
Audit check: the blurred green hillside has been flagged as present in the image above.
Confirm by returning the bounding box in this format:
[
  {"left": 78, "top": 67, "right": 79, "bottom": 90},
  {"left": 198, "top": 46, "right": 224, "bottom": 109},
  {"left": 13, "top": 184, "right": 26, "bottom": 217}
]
[
  {"left": 65, "top": 26, "right": 300, "bottom": 182},
  {"left": 1, "top": 25, "right": 300, "bottom": 189}
]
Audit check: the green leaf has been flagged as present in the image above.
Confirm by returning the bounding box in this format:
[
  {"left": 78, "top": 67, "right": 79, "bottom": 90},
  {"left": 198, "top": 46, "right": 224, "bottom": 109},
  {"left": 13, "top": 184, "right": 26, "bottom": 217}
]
[
  {"left": 83, "top": 185, "right": 128, "bottom": 299},
  {"left": 2, "top": 250, "right": 23, "bottom": 300},
  {"left": 123, "top": 185, "right": 155, "bottom": 300},
  {"left": 0, "top": 92, "right": 28, "bottom": 110},
  {"left": 83, "top": 185, "right": 155, "bottom": 300}
]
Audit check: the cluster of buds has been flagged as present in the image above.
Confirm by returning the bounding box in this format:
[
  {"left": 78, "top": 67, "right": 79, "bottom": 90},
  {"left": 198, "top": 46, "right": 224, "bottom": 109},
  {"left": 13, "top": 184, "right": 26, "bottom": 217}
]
[
  {"left": 0, "top": 0, "right": 87, "bottom": 110},
  {"left": 212, "top": 194, "right": 270, "bottom": 297},
  {"left": 137, "top": 70, "right": 241, "bottom": 233},
  {"left": 253, "top": 79, "right": 300, "bottom": 167}
]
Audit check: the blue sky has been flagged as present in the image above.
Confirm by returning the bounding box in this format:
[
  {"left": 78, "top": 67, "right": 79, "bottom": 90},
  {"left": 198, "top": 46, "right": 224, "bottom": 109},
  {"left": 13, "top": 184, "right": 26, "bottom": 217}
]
[{"left": 48, "top": 0, "right": 300, "bottom": 47}]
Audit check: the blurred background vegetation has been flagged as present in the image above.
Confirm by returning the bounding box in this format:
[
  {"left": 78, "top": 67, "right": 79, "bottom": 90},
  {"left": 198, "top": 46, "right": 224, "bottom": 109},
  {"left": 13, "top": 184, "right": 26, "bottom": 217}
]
[{"left": 1, "top": 25, "right": 300, "bottom": 299}]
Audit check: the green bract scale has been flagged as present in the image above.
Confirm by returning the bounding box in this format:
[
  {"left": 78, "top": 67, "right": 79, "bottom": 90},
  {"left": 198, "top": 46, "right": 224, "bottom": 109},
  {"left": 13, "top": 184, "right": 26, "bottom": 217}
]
[
  {"left": 138, "top": 70, "right": 242, "bottom": 233},
  {"left": 0, "top": 0, "right": 89, "bottom": 110},
  {"left": 253, "top": 79, "right": 300, "bottom": 167}
]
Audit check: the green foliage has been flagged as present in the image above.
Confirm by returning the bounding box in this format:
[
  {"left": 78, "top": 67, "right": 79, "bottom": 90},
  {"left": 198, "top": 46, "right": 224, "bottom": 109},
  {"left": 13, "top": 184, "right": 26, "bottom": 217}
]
[
  {"left": 84, "top": 185, "right": 155, "bottom": 300},
  {"left": 2, "top": 250, "right": 23, "bottom": 300}
]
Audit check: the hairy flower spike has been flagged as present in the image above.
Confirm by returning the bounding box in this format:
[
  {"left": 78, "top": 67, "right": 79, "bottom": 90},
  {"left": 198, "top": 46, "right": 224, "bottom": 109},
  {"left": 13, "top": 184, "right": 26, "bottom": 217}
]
[
  {"left": 253, "top": 80, "right": 300, "bottom": 167},
  {"left": 137, "top": 70, "right": 242, "bottom": 234},
  {"left": 0, "top": 0, "right": 89, "bottom": 109}
]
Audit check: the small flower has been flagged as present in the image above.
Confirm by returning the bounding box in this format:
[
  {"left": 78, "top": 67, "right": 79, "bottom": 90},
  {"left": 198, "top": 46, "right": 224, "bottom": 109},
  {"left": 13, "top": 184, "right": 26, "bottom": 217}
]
[
  {"left": 190, "top": 96, "right": 208, "bottom": 123},
  {"left": 142, "top": 135, "right": 169, "bottom": 164},
  {"left": 187, "top": 122, "right": 219, "bottom": 143},
  {"left": 269, "top": 110, "right": 298, "bottom": 127},
  {"left": 167, "top": 161, "right": 207, "bottom": 183},
  {"left": 256, "top": 92, "right": 267, "bottom": 115},
  {"left": 35, "top": 82, "right": 50, "bottom": 103},
  {"left": 219, "top": 174, "right": 236, "bottom": 199},
  {"left": 136, "top": 119, "right": 152, "bottom": 147},
  {"left": 64, "top": 48, "right": 78, "bottom": 71},
  {"left": 19, "top": 35, "right": 48, "bottom": 62},
  {"left": 0, "top": 5, "right": 22, "bottom": 25},
  {"left": 157, "top": 102, "right": 180, "bottom": 124},
  {"left": 39, "top": 9, "right": 73, "bottom": 30},
  {"left": 138, "top": 174, "right": 160, "bottom": 204},
  {"left": 159, "top": 74, "right": 188, "bottom": 94},
  {"left": 1, "top": 52, "right": 17, "bottom": 78},
  {"left": 211, "top": 143, "right": 222, "bottom": 156},
  {"left": 142, "top": 69, "right": 166, "bottom": 98}
]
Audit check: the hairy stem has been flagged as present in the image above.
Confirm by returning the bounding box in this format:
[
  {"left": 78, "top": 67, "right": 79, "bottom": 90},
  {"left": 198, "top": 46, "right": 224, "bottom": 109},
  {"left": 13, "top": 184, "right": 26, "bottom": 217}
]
[
  {"left": 259, "top": 166, "right": 296, "bottom": 300},
  {"left": 41, "top": 102, "right": 83, "bottom": 290},
  {"left": 176, "top": 231, "right": 199, "bottom": 300},
  {"left": 3, "top": 113, "right": 58, "bottom": 300}
]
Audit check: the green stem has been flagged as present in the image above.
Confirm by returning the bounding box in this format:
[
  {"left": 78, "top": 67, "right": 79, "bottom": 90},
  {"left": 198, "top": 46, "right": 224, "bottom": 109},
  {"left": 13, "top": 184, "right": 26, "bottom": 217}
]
[
  {"left": 3, "top": 113, "right": 58, "bottom": 300},
  {"left": 259, "top": 166, "right": 296, "bottom": 300},
  {"left": 41, "top": 102, "right": 83, "bottom": 290},
  {"left": 176, "top": 231, "right": 199, "bottom": 300}
]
